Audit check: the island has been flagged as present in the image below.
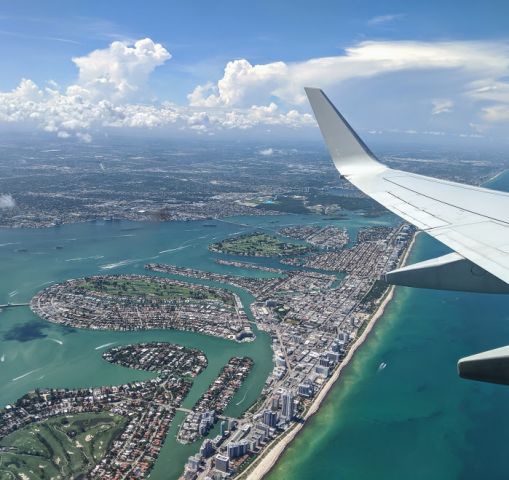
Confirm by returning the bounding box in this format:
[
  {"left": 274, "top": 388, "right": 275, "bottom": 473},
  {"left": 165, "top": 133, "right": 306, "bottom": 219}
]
[
  {"left": 178, "top": 357, "right": 254, "bottom": 444},
  {"left": 209, "top": 232, "right": 312, "bottom": 257},
  {"left": 30, "top": 274, "right": 254, "bottom": 342}
]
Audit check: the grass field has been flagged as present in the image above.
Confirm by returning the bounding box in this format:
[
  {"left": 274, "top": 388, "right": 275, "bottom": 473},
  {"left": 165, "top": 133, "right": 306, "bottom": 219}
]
[
  {"left": 210, "top": 233, "right": 311, "bottom": 257},
  {"left": 79, "top": 276, "right": 232, "bottom": 304},
  {"left": 0, "top": 412, "right": 127, "bottom": 479}
]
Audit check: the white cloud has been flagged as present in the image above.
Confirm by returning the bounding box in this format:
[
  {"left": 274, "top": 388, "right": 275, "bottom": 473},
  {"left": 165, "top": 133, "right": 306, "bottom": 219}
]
[
  {"left": 259, "top": 148, "right": 274, "bottom": 156},
  {"left": 432, "top": 99, "right": 454, "bottom": 115},
  {"left": 2, "top": 38, "right": 509, "bottom": 139},
  {"left": 367, "top": 14, "right": 405, "bottom": 26},
  {"left": 0, "top": 194, "right": 15, "bottom": 209},
  {"left": 76, "top": 132, "right": 92, "bottom": 143},
  {"left": 189, "top": 41, "right": 509, "bottom": 108},
  {"left": 69, "top": 38, "right": 171, "bottom": 102}
]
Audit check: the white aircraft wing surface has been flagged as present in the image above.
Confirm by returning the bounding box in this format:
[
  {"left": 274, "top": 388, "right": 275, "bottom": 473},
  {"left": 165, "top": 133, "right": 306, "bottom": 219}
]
[
  {"left": 306, "top": 87, "right": 509, "bottom": 385},
  {"left": 305, "top": 87, "right": 509, "bottom": 286}
]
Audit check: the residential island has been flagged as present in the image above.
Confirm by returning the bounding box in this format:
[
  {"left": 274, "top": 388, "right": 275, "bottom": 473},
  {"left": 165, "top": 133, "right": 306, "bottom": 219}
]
[
  {"left": 30, "top": 275, "right": 254, "bottom": 342},
  {"left": 177, "top": 357, "right": 254, "bottom": 444},
  {"left": 209, "top": 232, "right": 312, "bottom": 257}
]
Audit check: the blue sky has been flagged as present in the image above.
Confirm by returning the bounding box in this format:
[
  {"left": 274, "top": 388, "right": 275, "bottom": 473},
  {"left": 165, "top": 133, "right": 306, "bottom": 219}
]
[{"left": 1, "top": 0, "right": 509, "bottom": 143}]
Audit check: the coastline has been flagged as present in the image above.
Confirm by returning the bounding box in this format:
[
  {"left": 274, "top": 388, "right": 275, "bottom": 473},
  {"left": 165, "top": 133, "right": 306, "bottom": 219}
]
[{"left": 242, "top": 231, "right": 418, "bottom": 480}]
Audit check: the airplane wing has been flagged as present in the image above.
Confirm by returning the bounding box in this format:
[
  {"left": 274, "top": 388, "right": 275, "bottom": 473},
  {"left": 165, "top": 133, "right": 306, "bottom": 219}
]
[{"left": 305, "top": 87, "right": 509, "bottom": 384}]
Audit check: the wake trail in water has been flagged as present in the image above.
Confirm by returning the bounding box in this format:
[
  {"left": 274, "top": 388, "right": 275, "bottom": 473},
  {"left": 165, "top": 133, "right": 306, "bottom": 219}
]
[
  {"left": 159, "top": 245, "right": 191, "bottom": 254},
  {"left": 100, "top": 254, "right": 160, "bottom": 270},
  {"left": 12, "top": 368, "right": 40, "bottom": 382},
  {"left": 95, "top": 342, "right": 116, "bottom": 350},
  {"left": 65, "top": 255, "right": 104, "bottom": 262},
  {"left": 100, "top": 259, "right": 137, "bottom": 270},
  {"left": 235, "top": 390, "right": 248, "bottom": 406},
  {"left": 49, "top": 338, "right": 63, "bottom": 345}
]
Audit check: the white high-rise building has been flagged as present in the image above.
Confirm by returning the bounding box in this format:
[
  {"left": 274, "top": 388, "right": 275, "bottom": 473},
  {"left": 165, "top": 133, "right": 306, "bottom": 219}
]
[{"left": 281, "top": 390, "right": 295, "bottom": 419}]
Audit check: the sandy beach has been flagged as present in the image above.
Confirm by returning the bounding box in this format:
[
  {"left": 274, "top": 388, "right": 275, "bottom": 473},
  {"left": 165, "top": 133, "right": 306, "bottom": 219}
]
[{"left": 242, "top": 232, "right": 418, "bottom": 480}]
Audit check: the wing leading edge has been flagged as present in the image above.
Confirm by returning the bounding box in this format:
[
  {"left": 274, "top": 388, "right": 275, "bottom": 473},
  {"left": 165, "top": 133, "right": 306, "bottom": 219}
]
[
  {"left": 305, "top": 87, "right": 509, "bottom": 286},
  {"left": 305, "top": 87, "right": 509, "bottom": 385}
]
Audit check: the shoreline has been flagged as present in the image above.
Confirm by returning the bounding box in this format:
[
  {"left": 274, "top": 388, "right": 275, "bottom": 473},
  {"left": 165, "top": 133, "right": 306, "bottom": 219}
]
[{"left": 242, "top": 232, "right": 418, "bottom": 480}]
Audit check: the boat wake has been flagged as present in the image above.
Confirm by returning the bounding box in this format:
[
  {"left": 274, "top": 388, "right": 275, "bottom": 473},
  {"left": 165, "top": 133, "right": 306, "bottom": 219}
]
[
  {"left": 378, "top": 362, "right": 387, "bottom": 371},
  {"left": 159, "top": 245, "right": 191, "bottom": 254},
  {"left": 235, "top": 391, "right": 248, "bottom": 406},
  {"left": 95, "top": 342, "right": 116, "bottom": 350},
  {"left": 49, "top": 338, "right": 63, "bottom": 346},
  {"left": 12, "top": 368, "right": 40, "bottom": 382},
  {"left": 99, "top": 259, "right": 137, "bottom": 270},
  {"left": 65, "top": 255, "right": 104, "bottom": 262},
  {"left": 8, "top": 290, "right": 18, "bottom": 298}
]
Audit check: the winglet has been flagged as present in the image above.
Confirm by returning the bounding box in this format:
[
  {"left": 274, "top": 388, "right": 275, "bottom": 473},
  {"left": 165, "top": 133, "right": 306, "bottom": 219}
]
[{"left": 304, "top": 87, "right": 384, "bottom": 177}]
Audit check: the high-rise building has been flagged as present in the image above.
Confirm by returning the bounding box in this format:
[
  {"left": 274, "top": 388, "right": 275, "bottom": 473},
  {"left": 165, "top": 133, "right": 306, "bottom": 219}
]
[
  {"left": 214, "top": 454, "right": 229, "bottom": 473},
  {"left": 326, "top": 351, "right": 341, "bottom": 364},
  {"left": 319, "top": 355, "right": 330, "bottom": 367},
  {"left": 281, "top": 390, "right": 295, "bottom": 419},
  {"left": 227, "top": 440, "right": 249, "bottom": 459},
  {"left": 187, "top": 455, "right": 200, "bottom": 472},
  {"left": 220, "top": 420, "right": 228, "bottom": 436},
  {"left": 262, "top": 409, "right": 278, "bottom": 427},
  {"left": 298, "top": 380, "right": 314, "bottom": 398},
  {"left": 315, "top": 364, "right": 330, "bottom": 377},
  {"left": 200, "top": 439, "right": 214, "bottom": 458}
]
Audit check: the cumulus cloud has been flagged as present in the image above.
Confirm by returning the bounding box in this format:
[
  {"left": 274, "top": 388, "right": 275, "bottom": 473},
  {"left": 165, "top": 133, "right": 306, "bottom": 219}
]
[
  {"left": 259, "top": 148, "right": 274, "bottom": 156},
  {"left": 0, "top": 37, "right": 313, "bottom": 137},
  {"left": 189, "top": 41, "right": 509, "bottom": 108},
  {"left": 2, "top": 38, "right": 509, "bottom": 139},
  {"left": 432, "top": 99, "right": 454, "bottom": 115},
  {"left": 69, "top": 38, "right": 171, "bottom": 102},
  {"left": 0, "top": 194, "right": 15, "bottom": 209}
]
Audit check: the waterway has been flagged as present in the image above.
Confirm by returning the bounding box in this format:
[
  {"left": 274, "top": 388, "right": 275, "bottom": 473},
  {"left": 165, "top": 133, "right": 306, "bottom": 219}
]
[
  {"left": 268, "top": 172, "right": 509, "bottom": 480},
  {"left": 0, "top": 210, "right": 395, "bottom": 479}
]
